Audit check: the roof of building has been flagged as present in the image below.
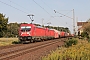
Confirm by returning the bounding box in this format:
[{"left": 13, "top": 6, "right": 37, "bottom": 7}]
[{"left": 77, "top": 22, "right": 88, "bottom": 26}]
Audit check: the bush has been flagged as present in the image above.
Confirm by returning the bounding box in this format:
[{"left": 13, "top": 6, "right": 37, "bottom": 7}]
[
  {"left": 87, "top": 38, "right": 90, "bottom": 42},
  {"left": 12, "top": 41, "right": 21, "bottom": 44},
  {"left": 81, "top": 31, "right": 89, "bottom": 39},
  {"left": 65, "top": 38, "right": 78, "bottom": 47}
]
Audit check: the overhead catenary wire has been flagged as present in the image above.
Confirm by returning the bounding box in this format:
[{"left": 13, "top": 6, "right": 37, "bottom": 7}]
[
  {"left": 54, "top": 10, "right": 74, "bottom": 24},
  {"left": 0, "top": 0, "right": 43, "bottom": 23},
  {"left": 32, "top": 0, "right": 57, "bottom": 25},
  {"left": 33, "top": 0, "right": 74, "bottom": 33},
  {"left": 64, "top": 10, "right": 73, "bottom": 16},
  {"left": 40, "top": 0, "right": 53, "bottom": 10},
  {"left": 40, "top": 0, "right": 73, "bottom": 26},
  {"left": 40, "top": 0, "right": 58, "bottom": 17},
  {"left": 8, "top": 0, "right": 33, "bottom": 13},
  {"left": 54, "top": 10, "right": 73, "bottom": 18},
  {"left": 8, "top": 0, "right": 54, "bottom": 23},
  {"left": 7, "top": 0, "right": 57, "bottom": 24},
  {"left": 0, "top": 0, "right": 28, "bottom": 14},
  {"left": 32, "top": 0, "right": 52, "bottom": 16},
  {"left": 38, "top": 0, "right": 72, "bottom": 27},
  {"left": 40, "top": 0, "right": 73, "bottom": 19},
  {"left": 40, "top": 0, "right": 57, "bottom": 20},
  {"left": 0, "top": 0, "right": 72, "bottom": 29},
  {"left": 54, "top": 10, "right": 73, "bottom": 19}
]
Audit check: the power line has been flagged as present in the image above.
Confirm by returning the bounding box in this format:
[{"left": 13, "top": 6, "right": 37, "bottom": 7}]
[
  {"left": 8, "top": 0, "right": 45, "bottom": 22},
  {"left": 8, "top": 0, "right": 55, "bottom": 23},
  {"left": 64, "top": 10, "right": 72, "bottom": 16},
  {"left": 32, "top": 0, "right": 51, "bottom": 16},
  {"left": 0, "top": 0, "right": 28, "bottom": 14},
  {"left": 40, "top": 0, "right": 57, "bottom": 17},
  {"left": 8, "top": 0, "right": 32, "bottom": 13},
  {"left": 32, "top": 0, "right": 57, "bottom": 24},
  {"left": 54, "top": 10, "right": 73, "bottom": 19},
  {"left": 41, "top": 0, "right": 53, "bottom": 10},
  {"left": 40, "top": 0, "right": 73, "bottom": 24},
  {"left": 40, "top": 0, "right": 73, "bottom": 19},
  {"left": 40, "top": 0, "right": 58, "bottom": 17},
  {"left": 59, "top": 10, "right": 73, "bottom": 18},
  {"left": 54, "top": 9, "right": 76, "bottom": 34}
]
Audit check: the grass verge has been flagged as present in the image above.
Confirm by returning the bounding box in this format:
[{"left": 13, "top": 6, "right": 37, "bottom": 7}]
[
  {"left": 0, "top": 38, "right": 19, "bottom": 46},
  {"left": 42, "top": 38, "right": 90, "bottom": 60}
]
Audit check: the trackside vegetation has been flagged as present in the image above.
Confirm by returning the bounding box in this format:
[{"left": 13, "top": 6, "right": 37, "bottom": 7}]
[
  {"left": 42, "top": 38, "right": 90, "bottom": 60},
  {"left": 65, "top": 38, "right": 78, "bottom": 47},
  {"left": 0, "top": 38, "right": 18, "bottom": 46}
]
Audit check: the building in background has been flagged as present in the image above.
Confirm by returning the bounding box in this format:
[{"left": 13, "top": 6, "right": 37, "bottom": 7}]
[{"left": 77, "top": 22, "right": 88, "bottom": 35}]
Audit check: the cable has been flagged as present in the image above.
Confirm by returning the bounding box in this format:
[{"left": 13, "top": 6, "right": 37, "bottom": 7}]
[
  {"left": 65, "top": 10, "right": 72, "bottom": 16},
  {"left": 40, "top": 0, "right": 72, "bottom": 24},
  {"left": 40, "top": 0, "right": 73, "bottom": 19},
  {"left": 40, "top": 0, "right": 56, "bottom": 17},
  {"left": 41, "top": 0, "right": 53, "bottom": 10},
  {"left": 40, "top": 0, "right": 72, "bottom": 22},
  {"left": 32, "top": 0, "right": 57, "bottom": 25},
  {"left": 32, "top": 0, "right": 51, "bottom": 16},
  {"left": 39, "top": 0, "right": 73, "bottom": 32},
  {"left": 8, "top": 0, "right": 53, "bottom": 23},
  {"left": 0, "top": 0, "right": 28, "bottom": 14},
  {"left": 54, "top": 10, "right": 73, "bottom": 19},
  {"left": 8, "top": 0, "right": 32, "bottom": 13}
]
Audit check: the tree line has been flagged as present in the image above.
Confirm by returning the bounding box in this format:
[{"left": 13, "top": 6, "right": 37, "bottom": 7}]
[{"left": 0, "top": 13, "right": 70, "bottom": 38}]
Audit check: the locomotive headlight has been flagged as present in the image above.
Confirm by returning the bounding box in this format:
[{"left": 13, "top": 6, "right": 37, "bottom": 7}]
[
  {"left": 27, "top": 32, "right": 30, "bottom": 35},
  {"left": 21, "top": 32, "right": 23, "bottom": 35}
]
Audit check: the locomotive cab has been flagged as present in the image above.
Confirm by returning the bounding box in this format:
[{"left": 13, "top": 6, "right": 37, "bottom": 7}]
[
  {"left": 20, "top": 26, "right": 31, "bottom": 36},
  {"left": 19, "top": 24, "right": 33, "bottom": 42}
]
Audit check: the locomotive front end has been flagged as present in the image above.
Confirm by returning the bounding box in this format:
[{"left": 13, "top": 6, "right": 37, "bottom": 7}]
[{"left": 19, "top": 24, "right": 32, "bottom": 42}]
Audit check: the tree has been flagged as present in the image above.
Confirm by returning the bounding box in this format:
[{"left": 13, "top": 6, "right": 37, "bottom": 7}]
[
  {"left": 83, "top": 23, "right": 90, "bottom": 33},
  {"left": 0, "top": 13, "right": 8, "bottom": 37},
  {"left": 83, "top": 22, "right": 90, "bottom": 38},
  {"left": 64, "top": 27, "right": 70, "bottom": 33},
  {"left": 7, "top": 23, "right": 20, "bottom": 37},
  {"left": 81, "top": 31, "right": 89, "bottom": 38}
]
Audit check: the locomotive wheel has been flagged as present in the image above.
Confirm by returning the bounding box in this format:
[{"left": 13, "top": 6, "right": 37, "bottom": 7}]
[{"left": 30, "top": 39, "right": 34, "bottom": 43}]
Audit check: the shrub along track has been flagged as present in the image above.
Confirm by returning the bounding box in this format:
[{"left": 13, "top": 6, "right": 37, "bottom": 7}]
[{"left": 0, "top": 38, "right": 66, "bottom": 60}]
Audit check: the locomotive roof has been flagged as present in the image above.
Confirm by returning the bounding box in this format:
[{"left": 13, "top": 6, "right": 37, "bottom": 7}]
[{"left": 20, "top": 23, "right": 35, "bottom": 26}]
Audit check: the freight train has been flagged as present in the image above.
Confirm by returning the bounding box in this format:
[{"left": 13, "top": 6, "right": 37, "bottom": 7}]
[{"left": 18, "top": 23, "right": 73, "bottom": 43}]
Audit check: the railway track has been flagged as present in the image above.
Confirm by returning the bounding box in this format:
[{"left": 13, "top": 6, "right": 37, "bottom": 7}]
[
  {"left": 0, "top": 44, "right": 23, "bottom": 50},
  {"left": 0, "top": 38, "right": 65, "bottom": 60}
]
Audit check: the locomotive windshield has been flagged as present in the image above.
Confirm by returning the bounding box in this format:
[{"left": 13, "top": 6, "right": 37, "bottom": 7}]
[{"left": 21, "top": 26, "right": 31, "bottom": 32}]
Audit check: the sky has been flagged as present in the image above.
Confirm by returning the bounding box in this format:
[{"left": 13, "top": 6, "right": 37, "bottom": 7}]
[{"left": 0, "top": 0, "right": 90, "bottom": 34}]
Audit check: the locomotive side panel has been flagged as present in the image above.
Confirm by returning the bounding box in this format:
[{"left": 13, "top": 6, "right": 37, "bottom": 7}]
[{"left": 32, "top": 27, "right": 46, "bottom": 41}]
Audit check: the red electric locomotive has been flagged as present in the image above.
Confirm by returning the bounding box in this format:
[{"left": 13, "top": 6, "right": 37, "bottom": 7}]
[{"left": 18, "top": 24, "right": 55, "bottom": 43}]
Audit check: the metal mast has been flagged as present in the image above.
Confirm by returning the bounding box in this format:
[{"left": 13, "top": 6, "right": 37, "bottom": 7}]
[{"left": 73, "top": 9, "right": 75, "bottom": 35}]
